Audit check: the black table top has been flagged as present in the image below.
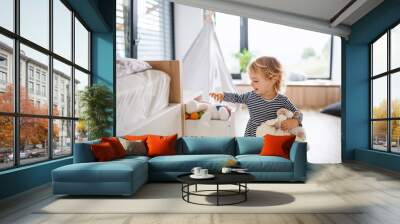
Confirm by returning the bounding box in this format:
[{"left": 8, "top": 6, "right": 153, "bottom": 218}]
[{"left": 177, "top": 172, "right": 255, "bottom": 185}]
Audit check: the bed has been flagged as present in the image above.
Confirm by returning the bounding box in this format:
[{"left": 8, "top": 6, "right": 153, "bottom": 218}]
[{"left": 116, "top": 60, "right": 183, "bottom": 136}]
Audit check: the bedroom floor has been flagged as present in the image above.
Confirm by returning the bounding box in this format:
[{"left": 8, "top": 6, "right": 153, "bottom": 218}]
[
  {"left": 234, "top": 107, "right": 342, "bottom": 164},
  {"left": 1, "top": 163, "right": 400, "bottom": 224}
]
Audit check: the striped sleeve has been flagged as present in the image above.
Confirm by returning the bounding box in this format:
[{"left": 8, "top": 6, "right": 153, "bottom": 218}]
[
  {"left": 223, "top": 92, "right": 250, "bottom": 105},
  {"left": 283, "top": 96, "right": 303, "bottom": 123}
]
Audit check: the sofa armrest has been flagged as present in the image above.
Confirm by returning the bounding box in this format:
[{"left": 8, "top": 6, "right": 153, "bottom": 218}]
[
  {"left": 73, "top": 140, "right": 100, "bottom": 163},
  {"left": 289, "top": 141, "right": 307, "bottom": 181}
]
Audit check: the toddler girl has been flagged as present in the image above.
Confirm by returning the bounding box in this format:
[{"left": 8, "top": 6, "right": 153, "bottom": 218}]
[{"left": 210, "top": 56, "right": 302, "bottom": 137}]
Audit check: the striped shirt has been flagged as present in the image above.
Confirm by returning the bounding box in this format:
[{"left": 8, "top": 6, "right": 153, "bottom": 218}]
[{"left": 224, "top": 91, "right": 303, "bottom": 137}]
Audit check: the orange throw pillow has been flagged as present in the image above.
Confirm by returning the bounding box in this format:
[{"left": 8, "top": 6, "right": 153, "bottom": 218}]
[
  {"left": 101, "top": 137, "right": 127, "bottom": 158},
  {"left": 146, "top": 134, "right": 177, "bottom": 157},
  {"left": 260, "top": 134, "right": 296, "bottom": 159},
  {"left": 91, "top": 142, "right": 117, "bottom": 161}
]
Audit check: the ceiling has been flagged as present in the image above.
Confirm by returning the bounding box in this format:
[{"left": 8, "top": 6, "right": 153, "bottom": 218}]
[
  {"left": 172, "top": 0, "right": 384, "bottom": 37},
  {"left": 224, "top": 0, "right": 353, "bottom": 24}
]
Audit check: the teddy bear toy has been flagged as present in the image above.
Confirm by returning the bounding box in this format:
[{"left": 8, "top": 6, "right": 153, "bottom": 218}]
[
  {"left": 185, "top": 100, "right": 231, "bottom": 121},
  {"left": 255, "top": 108, "right": 306, "bottom": 141}
]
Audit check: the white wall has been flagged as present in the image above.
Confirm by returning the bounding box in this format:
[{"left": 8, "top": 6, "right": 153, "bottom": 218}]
[
  {"left": 331, "top": 36, "right": 342, "bottom": 84},
  {"left": 174, "top": 4, "right": 203, "bottom": 61}
]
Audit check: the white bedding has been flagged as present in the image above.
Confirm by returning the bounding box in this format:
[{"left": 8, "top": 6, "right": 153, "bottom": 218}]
[{"left": 117, "top": 69, "right": 171, "bottom": 135}]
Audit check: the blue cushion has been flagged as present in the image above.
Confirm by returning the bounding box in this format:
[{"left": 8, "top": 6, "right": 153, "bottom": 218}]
[
  {"left": 236, "top": 155, "right": 293, "bottom": 172},
  {"left": 53, "top": 159, "right": 147, "bottom": 183},
  {"left": 236, "top": 137, "right": 263, "bottom": 155},
  {"left": 149, "top": 154, "right": 235, "bottom": 172},
  {"left": 117, "top": 155, "right": 150, "bottom": 162},
  {"left": 73, "top": 139, "right": 100, "bottom": 163},
  {"left": 178, "top": 137, "right": 236, "bottom": 155}
]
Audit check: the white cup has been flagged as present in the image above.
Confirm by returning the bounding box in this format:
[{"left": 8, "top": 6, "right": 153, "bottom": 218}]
[
  {"left": 221, "top": 167, "right": 232, "bottom": 174},
  {"left": 191, "top": 167, "right": 202, "bottom": 176},
  {"left": 200, "top": 169, "right": 208, "bottom": 176}
]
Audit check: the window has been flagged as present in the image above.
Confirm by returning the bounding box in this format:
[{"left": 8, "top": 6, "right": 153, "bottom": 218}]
[
  {"left": 0, "top": 34, "right": 13, "bottom": 113},
  {"left": 74, "top": 69, "right": 89, "bottom": 143},
  {"left": 53, "top": 59, "right": 72, "bottom": 117},
  {"left": 116, "top": 0, "right": 131, "bottom": 57},
  {"left": 215, "top": 12, "right": 241, "bottom": 74},
  {"left": 116, "top": 0, "right": 174, "bottom": 59},
  {"left": 53, "top": 119, "right": 72, "bottom": 158},
  {"left": 35, "top": 83, "right": 40, "bottom": 95},
  {"left": 74, "top": 69, "right": 89, "bottom": 119},
  {"left": 0, "top": 53, "right": 8, "bottom": 91},
  {"left": 0, "top": 0, "right": 14, "bottom": 32},
  {"left": 74, "top": 18, "right": 89, "bottom": 70},
  {"left": 28, "top": 67, "right": 34, "bottom": 80},
  {"left": 28, "top": 82, "right": 34, "bottom": 94},
  {"left": 0, "top": 54, "right": 7, "bottom": 67},
  {"left": 41, "top": 85, "right": 46, "bottom": 97},
  {"left": 53, "top": 0, "right": 72, "bottom": 60},
  {"left": 249, "top": 19, "right": 333, "bottom": 79},
  {"left": 20, "top": 0, "right": 49, "bottom": 49},
  {"left": 35, "top": 70, "right": 41, "bottom": 81},
  {"left": 0, "top": 54, "right": 7, "bottom": 88},
  {"left": 371, "top": 23, "right": 400, "bottom": 154},
  {"left": 0, "top": 71, "right": 6, "bottom": 85},
  {"left": 0, "top": 0, "right": 91, "bottom": 170},
  {"left": 214, "top": 13, "right": 340, "bottom": 80},
  {"left": 0, "top": 116, "right": 13, "bottom": 170}
]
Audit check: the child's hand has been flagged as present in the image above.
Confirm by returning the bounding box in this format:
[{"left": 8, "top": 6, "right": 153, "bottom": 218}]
[
  {"left": 281, "top": 119, "right": 299, "bottom": 131},
  {"left": 209, "top": 92, "right": 224, "bottom": 102}
]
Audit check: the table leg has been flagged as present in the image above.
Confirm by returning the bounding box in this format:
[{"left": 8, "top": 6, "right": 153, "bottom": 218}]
[
  {"left": 188, "top": 184, "right": 190, "bottom": 202},
  {"left": 217, "top": 184, "right": 219, "bottom": 206},
  {"left": 245, "top": 183, "right": 247, "bottom": 201},
  {"left": 195, "top": 184, "right": 197, "bottom": 192}
]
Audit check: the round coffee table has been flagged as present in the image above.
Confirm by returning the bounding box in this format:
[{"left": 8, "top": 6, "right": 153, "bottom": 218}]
[{"left": 177, "top": 173, "right": 255, "bottom": 206}]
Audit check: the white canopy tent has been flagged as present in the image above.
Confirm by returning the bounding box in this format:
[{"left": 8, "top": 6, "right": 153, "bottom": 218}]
[{"left": 182, "top": 13, "right": 236, "bottom": 101}]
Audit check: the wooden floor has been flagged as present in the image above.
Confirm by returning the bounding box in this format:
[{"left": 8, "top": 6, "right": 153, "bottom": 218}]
[
  {"left": 235, "top": 108, "right": 342, "bottom": 164},
  {"left": 1, "top": 162, "right": 400, "bottom": 224}
]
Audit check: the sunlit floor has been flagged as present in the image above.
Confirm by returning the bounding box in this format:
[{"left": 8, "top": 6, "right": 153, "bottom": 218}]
[
  {"left": 234, "top": 107, "right": 342, "bottom": 164},
  {"left": 1, "top": 163, "right": 400, "bottom": 224}
]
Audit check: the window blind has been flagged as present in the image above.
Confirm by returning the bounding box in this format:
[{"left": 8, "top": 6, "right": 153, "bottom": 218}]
[{"left": 136, "top": 0, "right": 173, "bottom": 60}]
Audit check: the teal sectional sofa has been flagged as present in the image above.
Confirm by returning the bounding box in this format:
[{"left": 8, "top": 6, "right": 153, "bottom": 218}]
[{"left": 52, "top": 137, "right": 307, "bottom": 196}]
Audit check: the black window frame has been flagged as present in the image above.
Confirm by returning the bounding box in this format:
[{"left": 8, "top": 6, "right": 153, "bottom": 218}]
[
  {"left": 0, "top": 0, "right": 92, "bottom": 171},
  {"left": 116, "top": 0, "right": 175, "bottom": 59},
  {"left": 369, "top": 20, "right": 400, "bottom": 154}
]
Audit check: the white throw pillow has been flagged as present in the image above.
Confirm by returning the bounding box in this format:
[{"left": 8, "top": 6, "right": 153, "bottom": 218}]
[{"left": 116, "top": 57, "right": 152, "bottom": 78}]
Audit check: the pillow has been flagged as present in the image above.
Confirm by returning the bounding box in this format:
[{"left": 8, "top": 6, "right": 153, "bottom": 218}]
[
  {"left": 124, "top": 135, "right": 149, "bottom": 142},
  {"left": 320, "top": 101, "right": 341, "bottom": 117},
  {"left": 91, "top": 142, "right": 118, "bottom": 162},
  {"left": 101, "top": 137, "right": 126, "bottom": 158},
  {"left": 118, "top": 138, "right": 147, "bottom": 156},
  {"left": 260, "top": 134, "right": 296, "bottom": 159},
  {"left": 116, "top": 57, "right": 152, "bottom": 78},
  {"left": 146, "top": 134, "right": 177, "bottom": 157}
]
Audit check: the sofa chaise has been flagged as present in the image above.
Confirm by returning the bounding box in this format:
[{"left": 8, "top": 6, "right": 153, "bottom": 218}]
[{"left": 52, "top": 137, "right": 307, "bottom": 196}]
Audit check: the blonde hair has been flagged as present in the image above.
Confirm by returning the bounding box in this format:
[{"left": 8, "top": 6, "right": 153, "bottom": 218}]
[{"left": 249, "top": 56, "right": 283, "bottom": 92}]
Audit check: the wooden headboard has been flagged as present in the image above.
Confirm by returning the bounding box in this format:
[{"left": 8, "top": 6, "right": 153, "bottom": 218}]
[{"left": 146, "top": 60, "right": 182, "bottom": 104}]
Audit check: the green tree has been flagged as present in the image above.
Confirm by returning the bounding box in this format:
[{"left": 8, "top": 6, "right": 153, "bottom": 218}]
[
  {"left": 234, "top": 48, "right": 254, "bottom": 73},
  {"left": 301, "top": 47, "right": 316, "bottom": 59},
  {"left": 79, "top": 84, "right": 113, "bottom": 140}
]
